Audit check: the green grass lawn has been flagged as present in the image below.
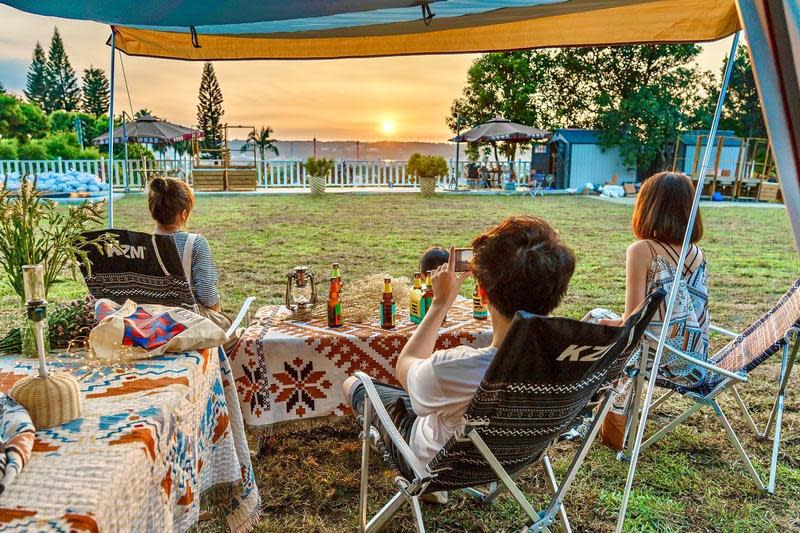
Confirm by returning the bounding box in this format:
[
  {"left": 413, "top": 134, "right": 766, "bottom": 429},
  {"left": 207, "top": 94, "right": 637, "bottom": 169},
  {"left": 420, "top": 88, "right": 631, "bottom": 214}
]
[{"left": 2, "top": 193, "right": 797, "bottom": 532}]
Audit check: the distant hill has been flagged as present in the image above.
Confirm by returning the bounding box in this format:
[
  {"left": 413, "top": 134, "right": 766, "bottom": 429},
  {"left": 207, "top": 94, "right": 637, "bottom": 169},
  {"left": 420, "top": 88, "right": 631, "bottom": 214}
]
[{"left": 228, "top": 140, "right": 467, "bottom": 161}]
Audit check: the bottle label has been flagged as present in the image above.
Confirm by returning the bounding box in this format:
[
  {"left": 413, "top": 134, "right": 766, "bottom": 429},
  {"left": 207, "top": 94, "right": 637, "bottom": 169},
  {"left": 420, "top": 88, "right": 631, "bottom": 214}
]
[
  {"left": 473, "top": 296, "right": 488, "bottom": 319},
  {"left": 409, "top": 289, "right": 424, "bottom": 324},
  {"left": 328, "top": 303, "right": 342, "bottom": 326},
  {"left": 380, "top": 303, "right": 396, "bottom": 328}
]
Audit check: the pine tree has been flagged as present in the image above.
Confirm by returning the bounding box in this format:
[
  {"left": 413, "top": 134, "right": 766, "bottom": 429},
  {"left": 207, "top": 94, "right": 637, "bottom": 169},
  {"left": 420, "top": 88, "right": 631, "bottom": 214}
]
[
  {"left": 45, "top": 28, "right": 81, "bottom": 113},
  {"left": 81, "top": 66, "right": 109, "bottom": 117},
  {"left": 25, "top": 42, "right": 49, "bottom": 109},
  {"left": 196, "top": 62, "right": 224, "bottom": 155}
]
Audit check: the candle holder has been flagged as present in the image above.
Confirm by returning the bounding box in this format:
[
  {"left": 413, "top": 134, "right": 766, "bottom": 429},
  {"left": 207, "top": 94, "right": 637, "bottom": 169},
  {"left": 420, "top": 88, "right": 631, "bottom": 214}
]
[
  {"left": 285, "top": 266, "right": 318, "bottom": 312},
  {"left": 10, "top": 265, "right": 82, "bottom": 429}
]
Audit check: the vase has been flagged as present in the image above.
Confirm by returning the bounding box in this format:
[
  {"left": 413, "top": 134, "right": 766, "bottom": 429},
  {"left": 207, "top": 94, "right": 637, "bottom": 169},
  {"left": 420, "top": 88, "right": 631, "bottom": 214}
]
[
  {"left": 310, "top": 175, "right": 326, "bottom": 196},
  {"left": 420, "top": 176, "right": 437, "bottom": 197},
  {"left": 21, "top": 317, "right": 49, "bottom": 358}
]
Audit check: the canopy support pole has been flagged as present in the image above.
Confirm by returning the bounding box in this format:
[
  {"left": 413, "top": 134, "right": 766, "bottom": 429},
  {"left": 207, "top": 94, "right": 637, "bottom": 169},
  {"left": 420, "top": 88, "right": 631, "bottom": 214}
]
[
  {"left": 106, "top": 29, "right": 116, "bottom": 228},
  {"left": 615, "top": 30, "right": 741, "bottom": 533}
]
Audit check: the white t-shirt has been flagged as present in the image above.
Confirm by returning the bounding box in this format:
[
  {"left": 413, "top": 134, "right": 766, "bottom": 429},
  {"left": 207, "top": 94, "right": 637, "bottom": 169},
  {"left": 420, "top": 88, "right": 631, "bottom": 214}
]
[{"left": 406, "top": 345, "right": 498, "bottom": 467}]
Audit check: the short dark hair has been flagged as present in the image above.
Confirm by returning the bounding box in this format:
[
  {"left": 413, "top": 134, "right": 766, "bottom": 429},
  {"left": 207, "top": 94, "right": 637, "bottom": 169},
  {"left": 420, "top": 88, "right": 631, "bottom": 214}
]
[
  {"left": 420, "top": 246, "right": 449, "bottom": 274},
  {"left": 632, "top": 172, "right": 703, "bottom": 245},
  {"left": 471, "top": 216, "right": 575, "bottom": 318},
  {"left": 148, "top": 176, "right": 194, "bottom": 226}
]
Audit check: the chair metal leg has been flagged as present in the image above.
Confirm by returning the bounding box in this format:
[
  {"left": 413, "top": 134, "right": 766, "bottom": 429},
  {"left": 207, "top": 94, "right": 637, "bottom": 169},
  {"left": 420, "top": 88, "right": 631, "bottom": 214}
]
[
  {"left": 640, "top": 401, "right": 705, "bottom": 452},
  {"left": 366, "top": 491, "right": 406, "bottom": 533},
  {"left": 359, "top": 400, "right": 372, "bottom": 533},
  {"left": 542, "top": 455, "right": 572, "bottom": 533},
  {"left": 650, "top": 390, "right": 675, "bottom": 411},
  {"left": 730, "top": 385, "right": 760, "bottom": 437},
  {"left": 409, "top": 496, "right": 426, "bottom": 533},
  {"left": 623, "top": 354, "right": 649, "bottom": 458},
  {"left": 767, "top": 391, "right": 785, "bottom": 494},
  {"left": 713, "top": 401, "right": 766, "bottom": 491},
  {"left": 468, "top": 430, "right": 540, "bottom": 524},
  {"left": 763, "top": 342, "right": 796, "bottom": 440},
  {"left": 765, "top": 341, "right": 796, "bottom": 493}
]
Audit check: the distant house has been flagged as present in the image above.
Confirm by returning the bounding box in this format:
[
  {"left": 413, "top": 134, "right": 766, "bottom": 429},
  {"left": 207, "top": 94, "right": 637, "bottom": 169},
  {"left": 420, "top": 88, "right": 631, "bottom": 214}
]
[
  {"left": 675, "top": 130, "right": 744, "bottom": 177},
  {"left": 547, "top": 129, "right": 636, "bottom": 189}
]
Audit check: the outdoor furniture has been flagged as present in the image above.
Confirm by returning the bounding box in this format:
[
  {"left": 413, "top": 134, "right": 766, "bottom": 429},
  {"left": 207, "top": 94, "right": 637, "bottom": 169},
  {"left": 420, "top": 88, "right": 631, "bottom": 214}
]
[
  {"left": 80, "top": 229, "right": 255, "bottom": 339},
  {"left": 229, "top": 297, "right": 492, "bottom": 432},
  {"left": 353, "top": 290, "right": 665, "bottom": 532},
  {"left": 0, "top": 349, "right": 260, "bottom": 532},
  {"left": 626, "top": 278, "right": 800, "bottom": 493}
]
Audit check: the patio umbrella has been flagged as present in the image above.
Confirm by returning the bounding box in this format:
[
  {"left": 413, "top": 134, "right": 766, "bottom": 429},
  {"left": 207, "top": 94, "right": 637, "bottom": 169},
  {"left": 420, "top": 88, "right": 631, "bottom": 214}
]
[
  {"left": 91, "top": 115, "right": 203, "bottom": 145},
  {"left": 451, "top": 117, "right": 549, "bottom": 143}
]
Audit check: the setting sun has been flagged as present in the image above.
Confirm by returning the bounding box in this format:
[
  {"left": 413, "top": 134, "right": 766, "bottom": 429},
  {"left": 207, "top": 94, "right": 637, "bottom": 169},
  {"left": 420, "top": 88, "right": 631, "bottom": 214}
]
[{"left": 381, "top": 120, "right": 396, "bottom": 135}]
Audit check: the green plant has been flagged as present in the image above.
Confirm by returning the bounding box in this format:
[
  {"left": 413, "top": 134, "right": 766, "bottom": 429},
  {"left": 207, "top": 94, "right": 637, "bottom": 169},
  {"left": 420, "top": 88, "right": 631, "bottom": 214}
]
[
  {"left": 241, "top": 126, "right": 279, "bottom": 161},
  {"left": 405, "top": 153, "right": 449, "bottom": 179},
  {"left": 17, "top": 140, "right": 47, "bottom": 160},
  {"left": 0, "top": 296, "right": 95, "bottom": 354},
  {"left": 0, "top": 139, "right": 18, "bottom": 160},
  {"left": 0, "top": 178, "right": 109, "bottom": 300},
  {"left": 304, "top": 157, "right": 335, "bottom": 177}
]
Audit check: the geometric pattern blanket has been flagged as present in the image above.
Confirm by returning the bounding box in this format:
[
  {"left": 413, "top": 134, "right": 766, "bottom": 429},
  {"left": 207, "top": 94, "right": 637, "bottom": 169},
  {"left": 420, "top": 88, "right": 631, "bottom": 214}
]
[
  {"left": 0, "top": 395, "right": 34, "bottom": 497},
  {"left": 0, "top": 349, "right": 260, "bottom": 533},
  {"left": 230, "top": 297, "right": 493, "bottom": 432}
]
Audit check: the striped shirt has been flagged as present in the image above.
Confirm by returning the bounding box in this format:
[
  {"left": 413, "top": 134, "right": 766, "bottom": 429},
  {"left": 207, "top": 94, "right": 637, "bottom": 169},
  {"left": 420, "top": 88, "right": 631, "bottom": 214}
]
[{"left": 171, "top": 231, "right": 221, "bottom": 308}]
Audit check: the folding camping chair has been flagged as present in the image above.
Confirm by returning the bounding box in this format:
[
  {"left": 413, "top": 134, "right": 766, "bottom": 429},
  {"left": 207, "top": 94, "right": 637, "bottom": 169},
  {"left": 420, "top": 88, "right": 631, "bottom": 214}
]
[
  {"left": 79, "top": 229, "right": 255, "bottom": 340},
  {"left": 625, "top": 278, "right": 800, "bottom": 494},
  {"left": 528, "top": 172, "right": 545, "bottom": 199},
  {"left": 353, "top": 290, "right": 665, "bottom": 532}
]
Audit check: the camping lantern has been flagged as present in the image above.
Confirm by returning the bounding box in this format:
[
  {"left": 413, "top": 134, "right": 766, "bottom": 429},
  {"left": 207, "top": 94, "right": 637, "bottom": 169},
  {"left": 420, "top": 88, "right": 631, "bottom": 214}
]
[{"left": 285, "top": 266, "right": 318, "bottom": 312}]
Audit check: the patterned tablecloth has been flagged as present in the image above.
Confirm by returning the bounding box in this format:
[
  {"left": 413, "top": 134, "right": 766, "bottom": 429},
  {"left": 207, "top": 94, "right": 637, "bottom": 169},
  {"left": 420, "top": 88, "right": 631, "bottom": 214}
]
[
  {"left": 230, "top": 297, "right": 493, "bottom": 431},
  {"left": 0, "top": 349, "right": 260, "bottom": 533}
]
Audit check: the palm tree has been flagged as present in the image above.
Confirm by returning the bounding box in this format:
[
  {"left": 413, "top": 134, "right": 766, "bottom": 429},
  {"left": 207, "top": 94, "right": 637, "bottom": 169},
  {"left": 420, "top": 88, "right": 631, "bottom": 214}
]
[
  {"left": 134, "top": 108, "right": 153, "bottom": 119},
  {"left": 241, "top": 126, "right": 279, "bottom": 162}
]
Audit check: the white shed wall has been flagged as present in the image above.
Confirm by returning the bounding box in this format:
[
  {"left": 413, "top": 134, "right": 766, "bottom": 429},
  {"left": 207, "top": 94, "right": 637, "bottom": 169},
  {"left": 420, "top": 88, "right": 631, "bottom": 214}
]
[
  {"left": 680, "top": 145, "right": 743, "bottom": 175},
  {"left": 568, "top": 144, "right": 636, "bottom": 188}
]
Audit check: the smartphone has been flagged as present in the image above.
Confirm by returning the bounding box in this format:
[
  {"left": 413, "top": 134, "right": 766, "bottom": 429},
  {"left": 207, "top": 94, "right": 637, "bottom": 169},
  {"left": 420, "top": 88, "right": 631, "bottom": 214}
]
[{"left": 454, "top": 248, "right": 474, "bottom": 272}]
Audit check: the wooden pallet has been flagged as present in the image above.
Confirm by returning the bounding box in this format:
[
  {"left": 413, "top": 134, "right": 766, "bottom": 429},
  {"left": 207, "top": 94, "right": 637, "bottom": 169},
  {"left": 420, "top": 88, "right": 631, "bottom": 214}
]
[
  {"left": 191, "top": 166, "right": 258, "bottom": 191},
  {"left": 758, "top": 182, "right": 783, "bottom": 203}
]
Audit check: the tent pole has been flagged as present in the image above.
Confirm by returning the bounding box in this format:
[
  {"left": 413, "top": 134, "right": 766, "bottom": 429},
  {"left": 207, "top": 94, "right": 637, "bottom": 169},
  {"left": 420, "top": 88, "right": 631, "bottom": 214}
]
[
  {"left": 615, "top": 31, "right": 741, "bottom": 533},
  {"left": 106, "top": 29, "right": 116, "bottom": 229}
]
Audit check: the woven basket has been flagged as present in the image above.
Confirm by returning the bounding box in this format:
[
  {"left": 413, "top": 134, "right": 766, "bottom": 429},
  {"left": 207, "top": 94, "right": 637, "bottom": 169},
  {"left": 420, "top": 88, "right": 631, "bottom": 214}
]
[
  {"left": 310, "top": 175, "right": 326, "bottom": 196},
  {"left": 11, "top": 373, "right": 82, "bottom": 429},
  {"left": 420, "top": 176, "right": 437, "bottom": 197}
]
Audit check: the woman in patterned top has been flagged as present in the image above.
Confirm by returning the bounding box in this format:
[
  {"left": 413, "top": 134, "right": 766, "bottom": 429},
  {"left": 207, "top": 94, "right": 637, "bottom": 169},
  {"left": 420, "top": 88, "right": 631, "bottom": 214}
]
[{"left": 147, "top": 177, "right": 233, "bottom": 336}]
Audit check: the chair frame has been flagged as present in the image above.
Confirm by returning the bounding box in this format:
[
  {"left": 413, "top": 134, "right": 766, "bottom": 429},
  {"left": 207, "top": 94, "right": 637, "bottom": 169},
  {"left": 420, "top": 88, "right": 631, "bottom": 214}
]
[
  {"left": 623, "top": 325, "right": 799, "bottom": 494},
  {"left": 354, "top": 370, "right": 623, "bottom": 533}
]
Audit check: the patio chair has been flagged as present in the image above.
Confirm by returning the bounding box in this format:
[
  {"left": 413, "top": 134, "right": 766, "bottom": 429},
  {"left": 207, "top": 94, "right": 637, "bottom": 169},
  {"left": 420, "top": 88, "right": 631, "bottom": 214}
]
[
  {"left": 79, "top": 229, "right": 254, "bottom": 339},
  {"left": 626, "top": 278, "right": 800, "bottom": 494},
  {"left": 353, "top": 289, "right": 666, "bottom": 532},
  {"left": 528, "top": 172, "right": 545, "bottom": 199}
]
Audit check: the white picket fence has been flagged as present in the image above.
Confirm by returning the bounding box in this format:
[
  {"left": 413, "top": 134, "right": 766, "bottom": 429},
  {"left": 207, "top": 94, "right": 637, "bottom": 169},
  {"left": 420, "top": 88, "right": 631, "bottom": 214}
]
[{"left": 0, "top": 158, "right": 537, "bottom": 190}]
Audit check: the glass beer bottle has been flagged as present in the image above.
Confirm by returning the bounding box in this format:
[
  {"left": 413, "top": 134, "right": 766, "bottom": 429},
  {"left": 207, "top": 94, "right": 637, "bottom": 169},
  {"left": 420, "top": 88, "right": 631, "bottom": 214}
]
[
  {"left": 473, "top": 282, "right": 488, "bottom": 320},
  {"left": 409, "top": 272, "right": 424, "bottom": 324},
  {"left": 421, "top": 271, "right": 434, "bottom": 318},
  {"left": 332, "top": 262, "right": 342, "bottom": 290},
  {"left": 380, "top": 277, "right": 396, "bottom": 329},
  {"left": 327, "top": 276, "right": 343, "bottom": 327}
]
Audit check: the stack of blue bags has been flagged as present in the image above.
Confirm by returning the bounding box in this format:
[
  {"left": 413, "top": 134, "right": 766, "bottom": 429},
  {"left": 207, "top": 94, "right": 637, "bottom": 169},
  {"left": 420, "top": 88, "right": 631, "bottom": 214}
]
[{"left": 3, "top": 170, "right": 109, "bottom": 195}]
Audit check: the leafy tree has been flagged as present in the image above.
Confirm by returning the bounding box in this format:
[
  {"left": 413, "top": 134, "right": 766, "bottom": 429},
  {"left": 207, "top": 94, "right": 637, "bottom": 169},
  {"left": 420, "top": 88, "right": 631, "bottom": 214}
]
[
  {"left": 81, "top": 66, "right": 109, "bottom": 118},
  {"left": 241, "top": 126, "right": 279, "bottom": 161},
  {"left": 0, "top": 139, "right": 18, "bottom": 159},
  {"left": 24, "top": 42, "right": 49, "bottom": 110},
  {"left": 45, "top": 28, "right": 81, "bottom": 113},
  {"left": 0, "top": 94, "right": 49, "bottom": 144},
  {"left": 17, "top": 140, "right": 47, "bottom": 160},
  {"left": 712, "top": 44, "right": 766, "bottom": 139},
  {"left": 196, "top": 62, "right": 224, "bottom": 155},
  {"left": 0, "top": 81, "right": 5, "bottom": 95}
]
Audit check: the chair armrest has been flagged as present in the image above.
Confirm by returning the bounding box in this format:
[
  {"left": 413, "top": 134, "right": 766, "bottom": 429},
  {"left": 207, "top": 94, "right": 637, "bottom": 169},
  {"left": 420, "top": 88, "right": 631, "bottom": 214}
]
[
  {"left": 353, "top": 371, "right": 429, "bottom": 481},
  {"left": 710, "top": 324, "right": 739, "bottom": 338},
  {"left": 643, "top": 331, "right": 747, "bottom": 383},
  {"left": 226, "top": 296, "right": 256, "bottom": 338}
]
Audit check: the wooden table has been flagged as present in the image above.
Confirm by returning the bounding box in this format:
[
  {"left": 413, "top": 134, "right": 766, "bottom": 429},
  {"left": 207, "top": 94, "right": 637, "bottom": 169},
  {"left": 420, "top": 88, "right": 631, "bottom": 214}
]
[
  {"left": 0, "top": 350, "right": 260, "bottom": 533},
  {"left": 230, "top": 297, "right": 493, "bottom": 432}
]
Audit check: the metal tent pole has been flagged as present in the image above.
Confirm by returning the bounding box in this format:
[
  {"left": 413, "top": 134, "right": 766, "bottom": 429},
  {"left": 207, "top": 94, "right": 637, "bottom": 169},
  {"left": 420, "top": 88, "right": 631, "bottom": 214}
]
[
  {"left": 106, "top": 29, "right": 117, "bottom": 228},
  {"left": 615, "top": 31, "right": 741, "bottom": 533}
]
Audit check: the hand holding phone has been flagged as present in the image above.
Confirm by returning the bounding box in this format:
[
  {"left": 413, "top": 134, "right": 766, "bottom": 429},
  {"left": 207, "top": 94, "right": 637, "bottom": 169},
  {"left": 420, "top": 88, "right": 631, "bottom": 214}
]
[{"left": 453, "top": 248, "right": 473, "bottom": 272}]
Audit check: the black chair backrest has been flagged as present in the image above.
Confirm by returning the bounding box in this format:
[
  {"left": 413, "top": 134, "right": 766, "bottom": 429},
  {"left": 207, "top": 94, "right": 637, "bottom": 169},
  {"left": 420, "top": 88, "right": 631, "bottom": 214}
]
[
  {"left": 425, "top": 290, "right": 665, "bottom": 492},
  {"left": 80, "top": 229, "right": 197, "bottom": 311}
]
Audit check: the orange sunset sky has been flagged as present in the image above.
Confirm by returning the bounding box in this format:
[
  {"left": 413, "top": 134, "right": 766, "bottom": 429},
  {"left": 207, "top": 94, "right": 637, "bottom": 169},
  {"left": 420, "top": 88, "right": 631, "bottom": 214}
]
[{"left": 0, "top": 5, "right": 734, "bottom": 142}]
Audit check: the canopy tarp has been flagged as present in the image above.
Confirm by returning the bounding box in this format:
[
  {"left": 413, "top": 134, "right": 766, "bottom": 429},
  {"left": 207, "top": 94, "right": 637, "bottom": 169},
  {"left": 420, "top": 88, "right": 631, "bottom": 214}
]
[
  {"left": 91, "top": 115, "right": 203, "bottom": 145},
  {"left": 1, "top": 0, "right": 741, "bottom": 60},
  {"left": 452, "top": 116, "right": 549, "bottom": 142}
]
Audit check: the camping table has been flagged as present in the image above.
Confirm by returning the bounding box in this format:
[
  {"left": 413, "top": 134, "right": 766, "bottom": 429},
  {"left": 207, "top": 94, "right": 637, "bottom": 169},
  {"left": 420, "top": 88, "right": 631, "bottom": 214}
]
[
  {"left": 0, "top": 349, "right": 260, "bottom": 533},
  {"left": 230, "top": 296, "right": 493, "bottom": 432}
]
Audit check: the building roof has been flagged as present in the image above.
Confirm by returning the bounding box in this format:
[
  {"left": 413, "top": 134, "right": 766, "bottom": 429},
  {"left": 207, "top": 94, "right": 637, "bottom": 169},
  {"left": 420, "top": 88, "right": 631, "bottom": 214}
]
[
  {"left": 551, "top": 129, "right": 601, "bottom": 145},
  {"left": 679, "top": 130, "right": 743, "bottom": 147}
]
